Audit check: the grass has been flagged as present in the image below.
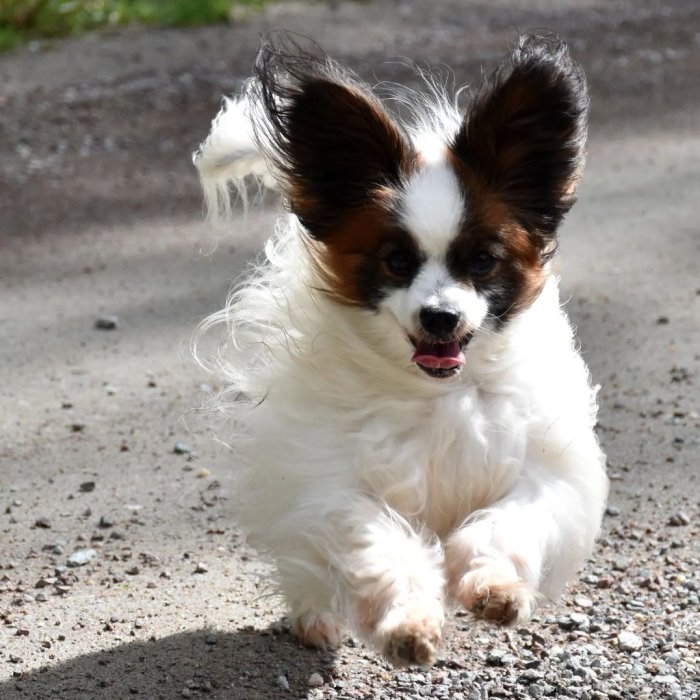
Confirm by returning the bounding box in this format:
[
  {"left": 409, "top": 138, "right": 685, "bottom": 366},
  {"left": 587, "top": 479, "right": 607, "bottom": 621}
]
[{"left": 0, "top": 0, "right": 264, "bottom": 51}]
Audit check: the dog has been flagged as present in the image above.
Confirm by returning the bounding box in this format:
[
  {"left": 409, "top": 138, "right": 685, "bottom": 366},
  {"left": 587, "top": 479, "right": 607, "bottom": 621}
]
[{"left": 192, "top": 33, "right": 608, "bottom": 667}]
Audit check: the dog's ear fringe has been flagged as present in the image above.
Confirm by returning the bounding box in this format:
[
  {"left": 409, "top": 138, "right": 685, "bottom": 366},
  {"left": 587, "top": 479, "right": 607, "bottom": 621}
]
[
  {"left": 192, "top": 89, "right": 276, "bottom": 231},
  {"left": 191, "top": 33, "right": 356, "bottom": 231}
]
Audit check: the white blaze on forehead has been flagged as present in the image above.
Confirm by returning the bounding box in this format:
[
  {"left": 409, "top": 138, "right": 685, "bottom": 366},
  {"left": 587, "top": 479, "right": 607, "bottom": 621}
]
[{"left": 400, "top": 151, "right": 465, "bottom": 258}]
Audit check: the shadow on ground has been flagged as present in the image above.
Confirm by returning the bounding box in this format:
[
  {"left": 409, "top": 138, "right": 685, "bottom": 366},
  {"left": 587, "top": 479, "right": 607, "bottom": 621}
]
[{"left": 1, "top": 625, "right": 336, "bottom": 699}]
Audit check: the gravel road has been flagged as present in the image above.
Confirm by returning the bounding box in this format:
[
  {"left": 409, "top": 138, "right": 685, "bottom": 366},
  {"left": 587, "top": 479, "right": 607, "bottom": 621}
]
[{"left": 1, "top": 1, "right": 699, "bottom": 698}]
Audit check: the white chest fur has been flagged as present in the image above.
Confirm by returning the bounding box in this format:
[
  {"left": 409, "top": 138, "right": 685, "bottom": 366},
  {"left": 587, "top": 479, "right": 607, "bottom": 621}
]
[{"left": 353, "top": 387, "right": 528, "bottom": 537}]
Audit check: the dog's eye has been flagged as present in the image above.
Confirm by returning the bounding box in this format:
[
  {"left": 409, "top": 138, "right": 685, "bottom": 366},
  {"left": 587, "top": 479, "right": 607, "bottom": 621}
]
[
  {"left": 469, "top": 251, "right": 497, "bottom": 276},
  {"left": 384, "top": 248, "right": 418, "bottom": 278}
]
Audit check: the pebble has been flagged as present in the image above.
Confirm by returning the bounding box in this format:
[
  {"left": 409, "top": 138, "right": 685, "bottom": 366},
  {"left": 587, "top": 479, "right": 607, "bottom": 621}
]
[
  {"left": 668, "top": 511, "right": 690, "bottom": 526},
  {"left": 67, "top": 548, "right": 96, "bottom": 567},
  {"left": 95, "top": 315, "right": 119, "bottom": 330},
  {"left": 605, "top": 506, "right": 621, "bottom": 517},
  {"left": 194, "top": 562, "right": 208, "bottom": 574},
  {"left": 570, "top": 612, "right": 591, "bottom": 631},
  {"left": 79, "top": 481, "right": 96, "bottom": 493},
  {"left": 276, "top": 674, "right": 290, "bottom": 691},
  {"left": 486, "top": 649, "right": 516, "bottom": 666},
  {"left": 174, "top": 442, "right": 192, "bottom": 455},
  {"left": 618, "top": 631, "right": 644, "bottom": 652},
  {"left": 98, "top": 515, "right": 114, "bottom": 528},
  {"left": 653, "top": 675, "right": 679, "bottom": 684},
  {"left": 34, "top": 517, "right": 52, "bottom": 528},
  {"left": 574, "top": 594, "right": 593, "bottom": 609},
  {"left": 309, "top": 672, "right": 324, "bottom": 687}
]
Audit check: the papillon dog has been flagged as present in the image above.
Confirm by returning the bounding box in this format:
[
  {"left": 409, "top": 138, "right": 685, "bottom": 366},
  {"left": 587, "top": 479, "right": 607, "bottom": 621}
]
[{"left": 193, "top": 33, "right": 608, "bottom": 667}]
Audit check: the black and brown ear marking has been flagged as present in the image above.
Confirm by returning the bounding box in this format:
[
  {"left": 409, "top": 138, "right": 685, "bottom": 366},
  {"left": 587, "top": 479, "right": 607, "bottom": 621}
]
[
  {"left": 452, "top": 35, "right": 589, "bottom": 239},
  {"left": 252, "top": 33, "right": 415, "bottom": 238}
]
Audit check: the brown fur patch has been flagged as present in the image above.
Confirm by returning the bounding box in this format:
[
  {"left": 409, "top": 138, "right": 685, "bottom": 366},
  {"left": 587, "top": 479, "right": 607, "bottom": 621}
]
[
  {"left": 308, "top": 193, "right": 418, "bottom": 307},
  {"left": 446, "top": 154, "right": 547, "bottom": 320}
]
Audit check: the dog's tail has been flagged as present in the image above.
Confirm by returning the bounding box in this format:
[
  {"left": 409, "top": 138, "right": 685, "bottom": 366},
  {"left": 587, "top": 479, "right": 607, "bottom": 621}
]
[{"left": 193, "top": 88, "right": 274, "bottom": 226}]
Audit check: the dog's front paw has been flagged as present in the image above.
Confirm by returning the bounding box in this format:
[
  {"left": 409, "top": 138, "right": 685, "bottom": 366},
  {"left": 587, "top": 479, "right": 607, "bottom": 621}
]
[
  {"left": 375, "top": 602, "right": 444, "bottom": 667},
  {"left": 452, "top": 561, "right": 539, "bottom": 625},
  {"left": 292, "top": 611, "right": 343, "bottom": 650}
]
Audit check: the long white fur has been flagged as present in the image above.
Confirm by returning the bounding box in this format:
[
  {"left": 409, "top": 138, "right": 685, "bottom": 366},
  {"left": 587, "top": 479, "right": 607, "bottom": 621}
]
[
  {"left": 193, "top": 91, "right": 274, "bottom": 226},
  {"left": 193, "top": 80, "right": 608, "bottom": 662}
]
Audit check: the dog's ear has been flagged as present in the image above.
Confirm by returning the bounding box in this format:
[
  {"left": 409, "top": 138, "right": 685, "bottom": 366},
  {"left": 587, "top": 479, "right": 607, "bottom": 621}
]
[
  {"left": 452, "top": 36, "right": 589, "bottom": 238},
  {"left": 252, "top": 34, "right": 413, "bottom": 238}
]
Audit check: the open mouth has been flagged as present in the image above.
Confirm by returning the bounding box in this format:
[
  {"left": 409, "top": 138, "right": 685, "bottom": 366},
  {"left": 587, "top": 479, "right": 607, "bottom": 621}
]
[{"left": 409, "top": 334, "right": 473, "bottom": 379}]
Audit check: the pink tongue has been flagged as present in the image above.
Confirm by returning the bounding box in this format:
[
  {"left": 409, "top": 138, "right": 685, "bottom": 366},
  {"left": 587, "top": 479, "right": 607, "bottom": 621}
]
[{"left": 412, "top": 339, "right": 465, "bottom": 369}]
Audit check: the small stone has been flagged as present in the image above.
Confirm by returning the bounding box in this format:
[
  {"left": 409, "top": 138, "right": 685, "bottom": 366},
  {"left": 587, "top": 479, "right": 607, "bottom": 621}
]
[
  {"left": 125, "top": 566, "right": 140, "bottom": 576},
  {"left": 194, "top": 562, "right": 208, "bottom": 574},
  {"left": 134, "top": 618, "right": 145, "bottom": 629},
  {"left": 569, "top": 612, "right": 590, "bottom": 631},
  {"left": 181, "top": 689, "right": 192, "bottom": 699},
  {"left": 486, "top": 649, "right": 515, "bottom": 666},
  {"left": 574, "top": 594, "right": 593, "bottom": 609},
  {"left": 656, "top": 316, "right": 670, "bottom": 325},
  {"left": 276, "top": 675, "right": 290, "bottom": 691},
  {"left": 15, "top": 629, "right": 29, "bottom": 636},
  {"left": 309, "top": 672, "right": 324, "bottom": 687},
  {"left": 653, "top": 675, "right": 679, "bottom": 684},
  {"left": 95, "top": 315, "right": 119, "bottom": 330},
  {"left": 71, "top": 423, "right": 86, "bottom": 433},
  {"left": 79, "top": 481, "right": 95, "bottom": 493},
  {"left": 35, "top": 577, "right": 57, "bottom": 588},
  {"left": 605, "top": 506, "right": 621, "bottom": 517},
  {"left": 34, "top": 517, "right": 52, "bottom": 529},
  {"left": 9, "top": 655, "right": 22, "bottom": 664},
  {"left": 98, "top": 515, "right": 114, "bottom": 528},
  {"left": 196, "top": 468, "right": 210, "bottom": 478},
  {"left": 67, "top": 548, "right": 96, "bottom": 567},
  {"left": 35, "top": 592, "right": 48, "bottom": 602},
  {"left": 618, "top": 631, "right": 643, "bottom": 652},
  {"left": 173, "top": 442, "right": 192, "bottom": 455},
  {"left": 668, "top": 511, "right": 690, "bottom": 526},
  {"left": 205, "top": 634, "right": 217, "bottom": 645}
]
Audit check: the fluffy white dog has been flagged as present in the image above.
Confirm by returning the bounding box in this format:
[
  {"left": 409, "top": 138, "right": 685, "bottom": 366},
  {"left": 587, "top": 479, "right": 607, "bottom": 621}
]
[{"left": 193, "top": 33, "right": 608, "bottom": 667}]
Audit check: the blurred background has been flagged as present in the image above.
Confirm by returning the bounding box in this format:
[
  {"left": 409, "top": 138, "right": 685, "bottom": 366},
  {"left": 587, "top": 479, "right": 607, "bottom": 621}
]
[{"left": 1, "top": 2, "right": 698, "bottom": 699}]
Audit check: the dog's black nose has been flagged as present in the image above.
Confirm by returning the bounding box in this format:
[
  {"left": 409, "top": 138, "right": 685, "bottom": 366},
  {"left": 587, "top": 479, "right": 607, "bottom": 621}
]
[{"left": 419, "top": 307, "right": 461, "bottom": 339}]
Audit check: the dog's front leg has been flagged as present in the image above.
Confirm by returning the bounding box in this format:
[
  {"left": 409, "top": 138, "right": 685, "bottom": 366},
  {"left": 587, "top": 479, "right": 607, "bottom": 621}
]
[
  {"left": 308, "top": 499, "right": 445, "bottom": 667},
  {"left": 282, "top": 498, "right": 445, "bottom": 665},
  {"left": 445, "top": 443, "right": 607, "bottom": 625}
]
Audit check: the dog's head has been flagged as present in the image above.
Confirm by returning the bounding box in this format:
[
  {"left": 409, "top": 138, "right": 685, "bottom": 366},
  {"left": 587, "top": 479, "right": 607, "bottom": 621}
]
[{"left": 251, "top": 34, "right": 588, "bottom": 380}]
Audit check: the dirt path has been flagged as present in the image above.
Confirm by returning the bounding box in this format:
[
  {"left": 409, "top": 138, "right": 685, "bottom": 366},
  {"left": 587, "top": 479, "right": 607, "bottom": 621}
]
[{"left": 1, "top": 1, "right": 699, "bottom": 698}]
